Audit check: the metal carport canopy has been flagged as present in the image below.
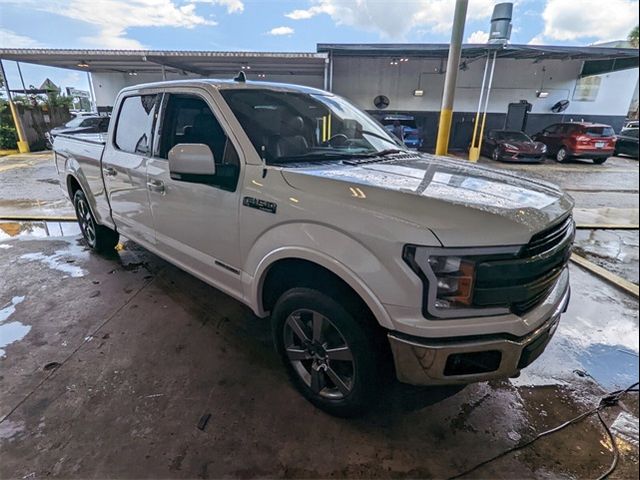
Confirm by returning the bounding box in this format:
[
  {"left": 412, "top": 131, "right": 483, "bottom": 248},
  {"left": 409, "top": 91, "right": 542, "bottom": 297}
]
[
  {"left": 0, "top": 49, "right": 328, "bottom": 76},
  {"left": 317, "top": 43, "right": 640, "bottom": 74}
]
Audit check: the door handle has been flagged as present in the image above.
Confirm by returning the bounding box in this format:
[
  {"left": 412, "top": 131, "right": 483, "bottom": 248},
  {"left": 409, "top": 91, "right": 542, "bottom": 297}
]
[
  {"left": 147, "top": 179, "right": 165, "bottom": 194},
  {"left": 103, "top": 167, "right": 117, "bottom": 177}
]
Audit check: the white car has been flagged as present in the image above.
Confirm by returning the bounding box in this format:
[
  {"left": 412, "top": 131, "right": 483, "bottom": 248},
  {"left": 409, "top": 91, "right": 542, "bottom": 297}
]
[{"left": 53, "top": 79, "right": 574, "bottom": 416}]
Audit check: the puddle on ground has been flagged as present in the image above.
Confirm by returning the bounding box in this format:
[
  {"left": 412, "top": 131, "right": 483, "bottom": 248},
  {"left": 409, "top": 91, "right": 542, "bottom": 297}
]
[
  {"left": 514, "top": 265, "right": 639, "bottom": 392},
  {"left": 19, "top": 240, "right": 88, "bottom": 278},
  {"left": 0, "top": 296, "right": 30, "bottom": 358},
  {"left": 0, "top": 221, "right": 80, "bottom": 241}
]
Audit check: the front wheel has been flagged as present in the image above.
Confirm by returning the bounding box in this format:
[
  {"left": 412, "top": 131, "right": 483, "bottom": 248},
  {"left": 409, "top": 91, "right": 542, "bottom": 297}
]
[
  {"left": 492, "top": 147, "right": 500, "bottom": 161},
  {"left": 556, "top": 147, "right": 569, "bottom": 163},
  {"left": 73, "top": 189, "right": 119, "bottom": 253},
  {"left": 271, "top": 288, "right": 381, "bottom": 417}
]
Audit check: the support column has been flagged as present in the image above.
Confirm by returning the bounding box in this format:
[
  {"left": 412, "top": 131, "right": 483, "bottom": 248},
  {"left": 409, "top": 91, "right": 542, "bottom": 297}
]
[
  {"left": 435, "top": 0, "right": 468, "bottom": 156},
  {"left": 0, "top": 59, "right": 29, "bottom": 153}
]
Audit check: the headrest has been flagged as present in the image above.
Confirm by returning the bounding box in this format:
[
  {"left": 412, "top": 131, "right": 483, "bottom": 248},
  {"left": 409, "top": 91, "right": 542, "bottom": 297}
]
[{"left": 282, "top": 116, "right": 305, "bottom": 136}]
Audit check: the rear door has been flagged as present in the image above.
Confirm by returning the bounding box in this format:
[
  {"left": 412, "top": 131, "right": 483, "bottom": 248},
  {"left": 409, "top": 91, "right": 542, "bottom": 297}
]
[
  {"left": 102, "top": 93, "right": 160, "bottom": 246},
  {"left": 146, "top": 89, "right": 243, "bottom": 297}
]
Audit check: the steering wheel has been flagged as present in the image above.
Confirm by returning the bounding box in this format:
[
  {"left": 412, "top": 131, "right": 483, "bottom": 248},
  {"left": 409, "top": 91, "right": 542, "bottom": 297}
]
[{"left": 326, "top": 133, "right": 349, "bottom": 147}]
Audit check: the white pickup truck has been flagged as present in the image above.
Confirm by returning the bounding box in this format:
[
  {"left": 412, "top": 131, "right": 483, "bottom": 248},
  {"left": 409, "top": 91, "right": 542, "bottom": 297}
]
[{"left": 54, "top": 79, "right": 574, "bottom": 416}]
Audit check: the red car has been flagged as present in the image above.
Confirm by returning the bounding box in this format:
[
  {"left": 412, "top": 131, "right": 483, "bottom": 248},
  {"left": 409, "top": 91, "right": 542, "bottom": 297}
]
[
  {"left": 481, "top": 129, "right": 547, "bottom": 163},
  {"left": 532, "top": 122, "right": 616, "bottom": 164}
]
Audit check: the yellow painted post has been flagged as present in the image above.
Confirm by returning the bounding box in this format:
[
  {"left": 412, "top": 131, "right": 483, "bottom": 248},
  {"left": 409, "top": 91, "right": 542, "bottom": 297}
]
[
  {"left": 435, "top": 109, "right": 453, "bottom": 156},
  {"left": 0, "top": 59, "right": 30, "bottom": 153},
  {"left": 7, "top": 100, "right": 29, "bottom": 153},
  {"left": 435, "top": 0, "right": 468, "bottom": 156}
]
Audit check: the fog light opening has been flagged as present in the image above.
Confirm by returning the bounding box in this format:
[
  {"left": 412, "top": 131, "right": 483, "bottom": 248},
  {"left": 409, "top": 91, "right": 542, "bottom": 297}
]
[{"left": 444, "top": 350, "right": 502, "bottom": 376}]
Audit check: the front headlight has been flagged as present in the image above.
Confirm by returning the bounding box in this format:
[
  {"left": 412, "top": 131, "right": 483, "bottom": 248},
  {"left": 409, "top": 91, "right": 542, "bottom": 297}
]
[{"left": 403, "top": 245, "right": 513, "bottom": 319}]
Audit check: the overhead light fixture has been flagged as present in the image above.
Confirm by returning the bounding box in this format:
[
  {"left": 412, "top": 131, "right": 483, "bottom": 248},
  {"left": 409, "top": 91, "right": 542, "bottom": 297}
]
[
  {"left": 77, "top": 61, "right": 89, "bottom": 68},
  {"left": 128, "top": 71, "right": 138, "bottom": 76},
  {"left": 536, "top": 90, "right": 549, "bottom": 98},
  {"left": 413, "top": 89, "right": 424, "bottom": 97}
]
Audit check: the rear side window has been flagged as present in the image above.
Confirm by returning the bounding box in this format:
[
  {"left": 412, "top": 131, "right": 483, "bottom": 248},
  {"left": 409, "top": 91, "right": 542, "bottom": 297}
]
[
  {"left": 114, "top": 94, "right": 159, "bottom": 154},
  {"left": 623, "top": 128, "right": 639, "bottom": 138},
  {"left": 584, "top": 126, "right": 615, "bottom": 137}
]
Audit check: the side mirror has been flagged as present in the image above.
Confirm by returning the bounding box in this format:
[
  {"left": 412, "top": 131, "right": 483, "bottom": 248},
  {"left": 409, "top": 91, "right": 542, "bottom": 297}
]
[{"left": 168, "top": 143, "right": 216, "bottom": 183}]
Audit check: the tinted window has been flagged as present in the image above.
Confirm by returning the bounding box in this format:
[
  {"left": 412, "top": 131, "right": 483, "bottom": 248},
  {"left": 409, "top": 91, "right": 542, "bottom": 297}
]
[
  {"left": 584, "top": 126, "right": 615, "bottom": 137},
  {"left": 543, "top": 124, "right": 559, "bottom": 134},
  {"left": 159, "top": 94, "right": 239, "bottom": 191},
  {"left": 79, "top": 117, "right": 103, "bottom": 127},
  {"left": 64, "top": 117, "right": 85, "bottom": 128},
  {"left": 622, "top": 128, "right": 639, "bottom": 139},
  {"left": 114, "top": 95, "right": 158, "bottom": 154}
]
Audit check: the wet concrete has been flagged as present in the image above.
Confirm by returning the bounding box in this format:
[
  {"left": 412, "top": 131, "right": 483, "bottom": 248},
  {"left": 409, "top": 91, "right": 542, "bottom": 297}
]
[
  {"left": 574, "top": 229, "right": 640, "bottom": 286},
  {"left": 1, "top": 152, "right": 639, "bottom": 478},
  {"left": 0, "top": 152, "right": 75, "bottom": 218},
  {"left": 0, "top": 229, "right": 638, "bottom": 479}
]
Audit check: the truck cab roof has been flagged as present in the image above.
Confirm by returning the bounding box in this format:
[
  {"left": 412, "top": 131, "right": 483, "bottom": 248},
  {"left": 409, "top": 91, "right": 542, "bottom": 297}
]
[{"left": 120, "top": 78, "right": 332, "bottom": 96}]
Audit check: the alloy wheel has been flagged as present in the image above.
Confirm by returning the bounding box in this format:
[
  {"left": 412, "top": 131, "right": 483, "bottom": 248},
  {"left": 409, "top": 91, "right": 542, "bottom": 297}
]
[
  {"left": 283, "top": 309, "right": 355, "bottom": 399},
  {"left": 76, "top": 196, "right": 96, "bottom": 247}
]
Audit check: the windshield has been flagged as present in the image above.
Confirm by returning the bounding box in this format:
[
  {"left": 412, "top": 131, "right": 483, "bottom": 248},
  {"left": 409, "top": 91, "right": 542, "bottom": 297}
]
[
  {"left": 64, "top": 117, "right": 87, "bottom": 128},
  {"left": 493, "top": 131, "right": 532, "bottom": 142},
  {"left": 220, "top": 89, "right": 404, "bottom": 164}
]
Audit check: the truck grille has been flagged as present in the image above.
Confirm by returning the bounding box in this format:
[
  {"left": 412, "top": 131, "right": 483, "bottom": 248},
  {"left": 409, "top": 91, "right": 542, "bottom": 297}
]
[{"left": 473, "top": 215, "right": 575, "bottom": 315}]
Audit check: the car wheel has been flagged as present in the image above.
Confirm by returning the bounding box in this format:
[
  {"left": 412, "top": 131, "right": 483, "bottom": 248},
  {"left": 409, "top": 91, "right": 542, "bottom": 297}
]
[
  {"left": 73, "top": 189, "right": 119, "bottom": 253},
  {"left": 492, "top": 148, "right": 500, "bottom": 161},
  {"left": 593, "top": 157, "right": 607, "bottom": 165},
  {"left": 271, "top": 287, "right": 381, "bottom": 417},
  {"left": 556, "top": 147, "right": 569, "bottom": 163}
]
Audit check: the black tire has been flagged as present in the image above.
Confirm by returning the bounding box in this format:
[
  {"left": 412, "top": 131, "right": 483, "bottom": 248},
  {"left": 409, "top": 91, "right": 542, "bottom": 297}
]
[
  {"left": 593, "top": 157, "right": 607, "bottom": 165},
  {"left": 271, "top": 287, "right": 382, "bottom": 417},
  {"left": 555, "top": 147, "right": 569, "bottom": 163},
  {"left": 73, "top": 189, "right": 119, "bottom": 253},
  {"left": 492, "top": 147, "right": 500, "bottom": 161}
]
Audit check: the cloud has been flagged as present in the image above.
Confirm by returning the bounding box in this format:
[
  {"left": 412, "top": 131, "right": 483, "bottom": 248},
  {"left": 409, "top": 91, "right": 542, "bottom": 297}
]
[
  {"left": 0, "top": 28, "right": 43, "bottom": 48},
  {"left": 1, "top": 0, "right": 215, "bottom": 49},
  {"left": 535, "top": 0, "right": 639, "bottom": 43},
  {"left": 467, "top": 30, "right": 489, "bottom": 43},
  {"left": 284, "top": 0, "right": 501, "bottom": 39},
  {"left": 267, "top": 26, "right": 294, "bottom": 36},
  {"left": 189, "top": 0, "right": 244, "bottom": 14}
]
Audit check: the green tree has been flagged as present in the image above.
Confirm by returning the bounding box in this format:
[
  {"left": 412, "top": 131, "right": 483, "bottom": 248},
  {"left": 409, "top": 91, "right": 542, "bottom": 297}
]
[{"left": 629, "top": 25, "right": 639, "bottom": 48}]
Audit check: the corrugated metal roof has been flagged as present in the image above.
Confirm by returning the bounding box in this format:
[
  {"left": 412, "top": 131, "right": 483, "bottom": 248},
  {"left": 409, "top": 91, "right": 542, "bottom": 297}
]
[
  {"left": 317, "top": 43, "right": 640, "bottom": 61},
  {"left": 0, "top": 49, "right": 328, "bottom": 76}
]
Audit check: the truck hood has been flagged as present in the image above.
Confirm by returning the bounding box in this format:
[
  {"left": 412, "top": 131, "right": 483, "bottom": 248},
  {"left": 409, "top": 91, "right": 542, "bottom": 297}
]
[{"left": 280, "top": 153, "right": 574, "bottom": 247}]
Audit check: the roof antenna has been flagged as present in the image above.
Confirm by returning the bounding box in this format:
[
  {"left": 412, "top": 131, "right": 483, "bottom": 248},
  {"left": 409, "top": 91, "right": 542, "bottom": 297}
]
[{"left": 233, "top": 71, "right": 247, "bottom": 82}]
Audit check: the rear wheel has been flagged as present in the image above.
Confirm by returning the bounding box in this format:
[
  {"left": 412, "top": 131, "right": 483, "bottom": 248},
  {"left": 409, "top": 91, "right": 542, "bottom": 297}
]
[
  {"left": 271, "top": 288, "right": 381, "bottom": 417},
  {"left": 73, "top": 190, "right": 119, "bottom": 253},
  {"left": 555, "top": 147, "right": 569, "bottom": 163},
  {"left": 593, "top": 157, "right": 607, "bottom": 165}
]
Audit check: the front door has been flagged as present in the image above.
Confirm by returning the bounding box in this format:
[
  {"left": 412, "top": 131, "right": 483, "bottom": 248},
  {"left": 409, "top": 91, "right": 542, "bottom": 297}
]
[
  {"left": 146, "top": 91, "right": 243, "bottom": 297},
  {"left": 102, "top": 93, "right": 160, "bottom": 246}
]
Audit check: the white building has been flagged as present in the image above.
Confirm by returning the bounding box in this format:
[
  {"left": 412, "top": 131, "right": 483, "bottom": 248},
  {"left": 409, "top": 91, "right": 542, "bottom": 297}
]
[{"left": 1, "top": 43, "right": 638, "bottom": 150}]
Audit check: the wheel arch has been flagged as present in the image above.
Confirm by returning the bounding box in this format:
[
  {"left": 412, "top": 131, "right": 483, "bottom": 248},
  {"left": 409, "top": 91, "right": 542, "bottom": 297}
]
[{"left": 252, "top": 248, "right": 394, "bottom": 330}]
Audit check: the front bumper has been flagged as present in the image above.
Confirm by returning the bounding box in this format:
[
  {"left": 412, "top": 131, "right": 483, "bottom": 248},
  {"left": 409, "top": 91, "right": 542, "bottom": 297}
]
[
  {"left": 387, "top": 274, "right": 570, "bottom": 386},
  {"left": 498, "top": 152, "right": 545, "bottom": 163}
]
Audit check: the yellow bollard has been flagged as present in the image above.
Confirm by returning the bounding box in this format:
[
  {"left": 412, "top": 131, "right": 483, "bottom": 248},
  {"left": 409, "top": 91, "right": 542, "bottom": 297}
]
[{"left": 7, "top": 100, "right": 30, "bottom": 153}]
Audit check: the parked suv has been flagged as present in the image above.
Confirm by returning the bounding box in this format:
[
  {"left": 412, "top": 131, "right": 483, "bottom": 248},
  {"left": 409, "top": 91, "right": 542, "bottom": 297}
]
[{"left": 532, "top": 122, "right": 616, "bottom": 164}]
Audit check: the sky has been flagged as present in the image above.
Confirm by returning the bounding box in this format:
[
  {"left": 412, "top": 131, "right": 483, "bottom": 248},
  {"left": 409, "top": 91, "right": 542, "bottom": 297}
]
[{"left": 1, "top": 0, "right": 638, "bottom": 94}]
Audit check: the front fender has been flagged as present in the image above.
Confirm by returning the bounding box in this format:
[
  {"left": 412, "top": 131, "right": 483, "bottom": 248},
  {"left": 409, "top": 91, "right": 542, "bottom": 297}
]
[{"left": 244, "top": 222, "right": 424, "bottom": 330}]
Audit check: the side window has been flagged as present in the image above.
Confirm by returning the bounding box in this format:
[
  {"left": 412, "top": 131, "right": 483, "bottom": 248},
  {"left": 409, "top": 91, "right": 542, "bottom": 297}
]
[
  {"left": 159, "top": 94, "right": 240, "bottom": 191},
  {"left": 114, "top": 94, "right": 158, "bottom": 155},
  {"left": 544, "top": 124, "right": 558, "bottom": 134}
]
